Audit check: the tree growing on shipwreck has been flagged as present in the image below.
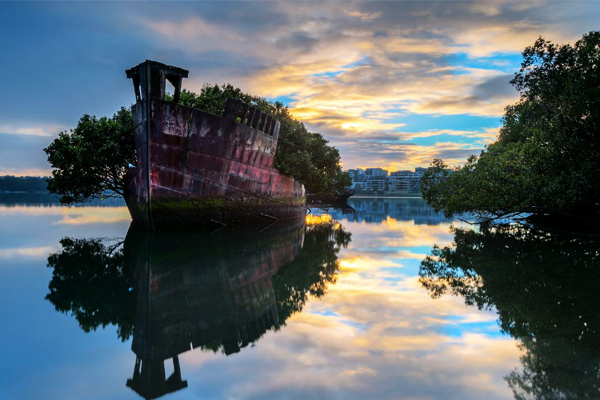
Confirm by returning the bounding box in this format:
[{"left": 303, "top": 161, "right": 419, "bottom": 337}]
[{"left": 44, "top": 80, "right": 351, "bottom": 205}]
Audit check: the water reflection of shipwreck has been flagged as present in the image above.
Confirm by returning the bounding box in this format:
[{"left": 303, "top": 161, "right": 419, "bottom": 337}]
[
  {"left": 44, "top": 217, "right": 348, "bottom": 399},
  {"left": 125, "top": 223, "right": 306, "bottom": 399},
  {"left": 124, "top": 60, "right": 306, "bottom": 230}
]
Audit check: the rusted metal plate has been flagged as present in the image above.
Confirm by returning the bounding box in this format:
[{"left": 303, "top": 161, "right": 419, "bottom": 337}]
[{"left": 124, "top": 61, "right": 306, "bottom": 230}]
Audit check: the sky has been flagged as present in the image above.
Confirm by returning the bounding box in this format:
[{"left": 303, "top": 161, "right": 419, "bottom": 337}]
[{"left": 1, "top": 0, "right": 599, "bottom": 175}]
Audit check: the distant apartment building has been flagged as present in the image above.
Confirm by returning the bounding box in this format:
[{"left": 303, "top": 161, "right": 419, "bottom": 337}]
[
  {"left": 387, "top": 171, "right": 414, "bottom": 192},
  {"left": 364, "top": 168, "right": 388, "bottom": 191},
  {"left": 364, "top": 168, "right": 388, "bottom": 177},
  {"left": 348, "top": 169, "right": 366, "bottom": 191},
  {"left": 388, "top": 168, "right": 426, "bottom": 193},
  {"left": 347, "top": 167, "right": 429, "bottom": 193}
]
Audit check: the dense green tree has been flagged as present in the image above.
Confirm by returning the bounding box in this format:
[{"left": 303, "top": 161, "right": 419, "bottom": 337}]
[
  {"left": 44, "top": 107, "right": 135, "bottom": 204},
  {"left": 419, "top": 224, "right": 600, "bottom": 399},
  {"left": 45, "top": 84, "right": 351, "bottom": 204},
  {"left": 421, "top": 31, "right": 600, "bottom": 224}
]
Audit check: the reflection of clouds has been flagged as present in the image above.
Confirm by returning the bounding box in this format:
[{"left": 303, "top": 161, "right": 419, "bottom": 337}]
[
  {"left": 176, "top": 212, "right": 519, "bottom": 399},
  {"left": 319, "top": 275, "right": 497, "bottom": 328},
  {"left": 54, "top": 214, "right": 130, "bottom": 225},
  {"left": 0, "top": 205, "right": 131, "bottom": 258},
  {"left": 305, "top": 213, "right": 332, "bottom": 225},
  {"left": 344, "top": 218, "right": 457, "bottom": 248},
  {"left": 0, "top": 205, "right": 130, "bottom": 225},
  {"left": 180, "top": 306, "right": 517, "bottom": 399},
  {"left": 340, "top": 256, "right": 400, "bottom": 269}
]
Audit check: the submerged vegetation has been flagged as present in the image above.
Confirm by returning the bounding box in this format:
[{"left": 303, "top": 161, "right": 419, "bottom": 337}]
[
  {"left": 421, "top": 31, "right": 600, "bottom": 225},
  {"left": 44, "top": 84, "right": 351, "bottom": 204}
]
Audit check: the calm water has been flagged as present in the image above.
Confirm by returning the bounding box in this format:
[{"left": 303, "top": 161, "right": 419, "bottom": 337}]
[{"left": 1, "top": 196, "right": 598, "bottom": 400}]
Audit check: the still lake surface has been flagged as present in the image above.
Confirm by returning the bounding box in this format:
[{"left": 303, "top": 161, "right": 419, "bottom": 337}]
[{"left": 1, "top": 195, "right": 598, "bottom": 400}]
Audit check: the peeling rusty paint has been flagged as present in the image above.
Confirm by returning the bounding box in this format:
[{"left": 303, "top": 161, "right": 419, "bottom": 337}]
[{"left": 124, "top": 60, "right": 306, "bottom": 230}]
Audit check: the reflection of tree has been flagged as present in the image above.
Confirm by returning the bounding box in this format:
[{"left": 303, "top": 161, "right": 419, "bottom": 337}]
[
  {"left": 419, "top": 224, "right": 600, "bottom": 399},
  {"left": 274, "top": 220, "right": 351, "bottom": 326},
  {"left": 46, "top": 237, "right": 135, "bottom": 341}
]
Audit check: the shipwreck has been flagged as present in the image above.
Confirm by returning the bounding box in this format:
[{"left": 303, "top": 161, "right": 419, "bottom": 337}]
[{"left": 124, "top": 60, "right": 306, "bottom": 230}]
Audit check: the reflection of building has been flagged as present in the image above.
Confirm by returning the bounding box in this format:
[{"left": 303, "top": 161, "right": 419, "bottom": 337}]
[
  {"left": 326, "top": 197, "right": 454, "bottom": 225},
  {"left": 124, "top": 223, "right": 305, "bottom": 399}
]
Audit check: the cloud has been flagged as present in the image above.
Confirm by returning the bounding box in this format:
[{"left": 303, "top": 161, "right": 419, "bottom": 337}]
[
  {"left": 0, "top": 246, "right": 54, "bottom": 259},
  {"left": 338, "top": 140, "right": 484, "bottom": 171},
  {"left": 388, "top": 127, "right": 500, "bottom": 142},
  {"left": 341, "top": 366, "right": 377, "bottom": 376},
  {"left": 346, "top": 10, "right": 382, "bottom": 21},
  {"left": 275, "top": 31, "right": 320, "bottom": 54},
  {"left": 3, "top": 1, "right": 598, "bottom": 174},
  {"left": 131, "top": 1, "right": 599, "bottom": 172},
  {"left": 140, "top": 16, "right": 245, "bottom": 43},
  {"left": 0, "top": 123, "right": 65, "bottom": 137}
]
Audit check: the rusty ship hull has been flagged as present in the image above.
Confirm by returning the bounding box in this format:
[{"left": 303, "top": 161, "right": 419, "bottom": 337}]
[{"left": 124, "top": 61, "right": 306, "bottom": 230}]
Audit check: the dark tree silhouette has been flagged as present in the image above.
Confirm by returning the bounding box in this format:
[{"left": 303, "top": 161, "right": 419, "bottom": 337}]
[
  {"left": 421, "top": 32, "right": 600, "bottom": 224},
  {"left": 273, "top": 219, "right": 352, "bottom": 326},
  {"left": 46, "top": 237, "right": 135, "bottom": 341}
]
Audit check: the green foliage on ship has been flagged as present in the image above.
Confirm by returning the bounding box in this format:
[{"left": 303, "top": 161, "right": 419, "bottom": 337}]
[
  {"left": 175, "top": 84, "right": 352, "bottom": 196},
  {"left": 421, "top": 31, "right": 600, "bottom": 224},
  {"left": 44, "top": 84, "right": 351, "bottom": 204}
]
